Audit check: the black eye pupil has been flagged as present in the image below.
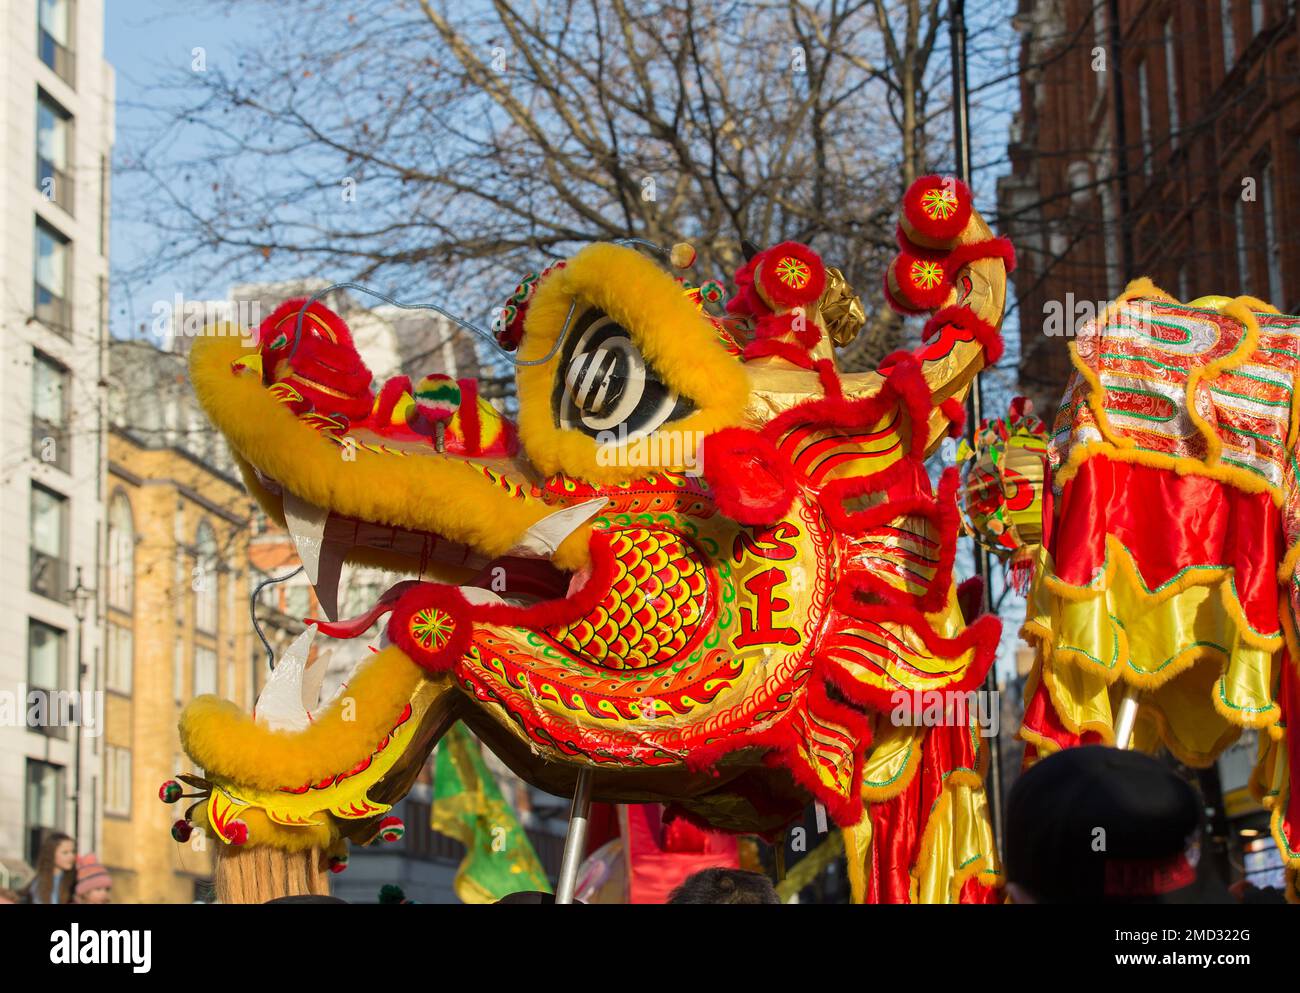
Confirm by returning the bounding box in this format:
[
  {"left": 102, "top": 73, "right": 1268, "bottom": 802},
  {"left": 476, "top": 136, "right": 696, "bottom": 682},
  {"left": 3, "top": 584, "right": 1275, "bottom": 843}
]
[{"left": 552, "top": 307, "right": 695, "bottom": 440}]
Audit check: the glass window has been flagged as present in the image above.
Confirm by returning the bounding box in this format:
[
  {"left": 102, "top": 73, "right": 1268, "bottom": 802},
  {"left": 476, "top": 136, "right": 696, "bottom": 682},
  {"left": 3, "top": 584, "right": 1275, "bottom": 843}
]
[
  {"left": 34, "top": 221, "right": 71, "bottom": 337},
  {"left": 106, "top": 622, "right": 133, "bottom": 695},
  {"left": 1235, "top": 196, "right": 1252, "bottom": 294},
  {"left": 193, "top": 645, "right": 218, "bottom": 697},
  {"left": 1223, "top": 0, "right": 1237, "bottom": 70},
  {"left": 1252, "top": 0, "right": 1266, "bottom": 34},
  {"left": 32, "top": 352, "right": 69, "bottom": 472},
  {"left": 107, "top": 493, "right": 134, "bottom": 612},
  {"left": 1163, "top": 19, "right": 1179, "bottom": 144},
  {"left": 104, "top": 745, "right": 131, "bottom": 817},
  {"left": 25, "top": 760, "right": 66, "bottom": 863},
  {"left": 30, "top": 485, "right": 67, "bottom": 600},
  {"left": 1263, "top": 162, "right": 1285, "bottom": 306},
  {"left": 36, "top": 92, "right": 73, "bottom": 213},
  {"left": 28, "top": 619, "right": 66, "bottom": 691},
  {"left": 1137, "top": 60, "right": 1152, "bottom": 175},
  {"left": 195, "top": 521, "right": 218, "bottom": 634},
  {"left": 38, "top": 0, "right": 75, "bottom": 85}
]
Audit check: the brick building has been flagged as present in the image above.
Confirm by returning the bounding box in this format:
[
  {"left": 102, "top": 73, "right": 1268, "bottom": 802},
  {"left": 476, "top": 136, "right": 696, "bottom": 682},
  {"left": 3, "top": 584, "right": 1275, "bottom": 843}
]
[{"left": 999, "top": 0, "right": 1300, "bottom": 414}]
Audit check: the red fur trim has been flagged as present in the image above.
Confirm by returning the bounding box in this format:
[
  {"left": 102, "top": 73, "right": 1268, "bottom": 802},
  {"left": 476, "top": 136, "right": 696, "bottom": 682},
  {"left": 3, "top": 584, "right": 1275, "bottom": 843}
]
[
  {"left": 743, "top": 338, "right": 814, "bottom": 368},
  {"left": 470, "top": 532, "right": 618, "bottom": 631},
  {"left": 921, "top": 305, "right": 1005, "bottom": 365},
  {"left": 763, "top": 682, "right": 870, "bottom": 827},
  {"left": 725, "top": 255, "right": 767, "bottom": 318},
  {"left": 819, "top": 604, "right": 1001, "bottom": 710},
  {"left": 939, "top": 397, "right": 966, "bottom": 437},
  {"left": 387, "top": 584, "right": 475, "bottom": 674},
  {"left": 956, "top": 576, "right": 985, "bottom": 621},
  {"left": 457, "top": 378, "right": 481, "bottom": 454},
  {"left": 944, "top": 236, "right": 1017, "bottom": 276},
  {"left": 701, "top": 427, "right": 798, "bottom": 524},
  {"left": 827, "top": 468, "right": 961, "bottom": 612},
  {"left": 814, "top": 359, "right": 842, "bottom": 399}
]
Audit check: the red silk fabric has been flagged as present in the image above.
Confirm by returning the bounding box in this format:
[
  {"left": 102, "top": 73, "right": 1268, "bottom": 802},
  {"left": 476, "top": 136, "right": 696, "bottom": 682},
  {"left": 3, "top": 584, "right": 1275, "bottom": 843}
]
[
  {"left": 1050, "top": 457, "right": 1280, "bottom": 636},
  {"left": 623, "top": 804, "right": 740, "bottom": 904}
]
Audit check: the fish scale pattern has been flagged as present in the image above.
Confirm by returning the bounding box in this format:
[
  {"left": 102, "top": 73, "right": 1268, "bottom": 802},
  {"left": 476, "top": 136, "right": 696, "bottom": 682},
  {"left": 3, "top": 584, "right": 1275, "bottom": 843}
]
[{"left": 549, "top": 527, "right": 709, "bottom": 669}]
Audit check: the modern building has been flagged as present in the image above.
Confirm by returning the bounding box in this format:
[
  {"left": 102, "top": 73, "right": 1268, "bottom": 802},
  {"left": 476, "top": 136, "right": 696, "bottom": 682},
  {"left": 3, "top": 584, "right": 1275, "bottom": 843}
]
[
  {"left": 999, "top": 0, "right": 1300, "bottom": 414},
  {"left": 0, "top": 0, "right": 115, "bottom": 879},
  {"left": 101, "top": 338, "right": 260, "bottom": 902}
]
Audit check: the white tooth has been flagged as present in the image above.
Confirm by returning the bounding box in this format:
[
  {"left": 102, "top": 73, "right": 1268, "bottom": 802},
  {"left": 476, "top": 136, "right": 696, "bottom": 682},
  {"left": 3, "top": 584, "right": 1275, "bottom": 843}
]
[
  {"left": 253, "top": 625, "right": 318, "bottom": 733},
  {"left": 507, "top": 498, "right": 607, "bottom": 559},
  {"left": 283, "top": 491, "right": 328, "bottom": 584},
  {"left": 313, "top": 542, "right": 345, "bottom": 623},
  {"left": 458, "top": 586, "right": 507, "bottom": 607}
]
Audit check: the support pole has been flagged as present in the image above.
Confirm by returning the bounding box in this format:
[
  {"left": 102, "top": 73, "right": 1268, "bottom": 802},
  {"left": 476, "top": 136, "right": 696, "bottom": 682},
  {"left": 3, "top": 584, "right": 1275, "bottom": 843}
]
[
  {"left": 553, "top": 768, "right": 593, "bottom": 904},
  {"left": 950, "top": 0, "right": 1003, "bottom": 852},
  {"left": 1113, "top": 685, "right": 1141, "bottom": 750}
]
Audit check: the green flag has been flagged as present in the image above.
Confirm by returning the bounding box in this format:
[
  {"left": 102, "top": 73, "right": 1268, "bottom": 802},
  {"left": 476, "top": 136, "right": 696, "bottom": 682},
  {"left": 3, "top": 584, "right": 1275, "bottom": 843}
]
[{"left": 431, "top": 723, "right": 552, "bottom": 903}]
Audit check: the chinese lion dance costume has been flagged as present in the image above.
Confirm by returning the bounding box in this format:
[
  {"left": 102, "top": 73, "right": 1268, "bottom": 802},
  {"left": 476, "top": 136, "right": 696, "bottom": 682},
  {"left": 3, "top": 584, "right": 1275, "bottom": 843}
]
[
  {"left": 1021, "top": 280, "right": 1300, "bottom": 901},
  {"left": 169, "top": 177, "right": 1018, "bottom": 903}
]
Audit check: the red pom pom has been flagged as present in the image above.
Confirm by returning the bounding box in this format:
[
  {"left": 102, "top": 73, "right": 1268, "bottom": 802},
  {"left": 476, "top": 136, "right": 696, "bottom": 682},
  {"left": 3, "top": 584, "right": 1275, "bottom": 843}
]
[
  {"left": 886, "top": 248, "right": 951, "bottom": 313},
  {"left": 701, "top": 428, "right": 798, "bottom": 525},
  {"left": 753, "top": 242, "right": 827, "bottom": 311},
  {"left": 329, "top": 854, "right": 349, "bottom": 874},
  {"left": 226, "top": 820, "right": 249, "bottom": 846},
  {"left": 939, "top": 397, "right": 967, "bottom": 437},
  {"left": 387, "top": 585, "right": 473, "bottom": 673},
  {"left": 159, "top": 780, "right": 183, "bottom": 804},
  {"left": 377, "top": 816, "right": 405, "bottom": 843},
  {"left": 170, "top": 819, "right": 193, "bottom": 843},
  {"left": 901, "top": 175, "right": 972, "bottom": 249}
]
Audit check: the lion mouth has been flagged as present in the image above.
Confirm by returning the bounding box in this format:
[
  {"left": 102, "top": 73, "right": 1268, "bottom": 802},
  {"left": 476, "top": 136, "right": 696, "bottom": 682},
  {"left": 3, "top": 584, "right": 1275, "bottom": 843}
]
[{"left": 251, "top": 464, "right": 608, "bottom": 621}]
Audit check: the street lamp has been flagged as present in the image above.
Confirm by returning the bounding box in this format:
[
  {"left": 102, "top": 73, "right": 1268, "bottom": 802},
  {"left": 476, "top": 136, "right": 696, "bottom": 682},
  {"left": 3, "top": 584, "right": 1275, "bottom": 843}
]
[{"left": 67, "top": 566, "right": 95, "bottom": 848}]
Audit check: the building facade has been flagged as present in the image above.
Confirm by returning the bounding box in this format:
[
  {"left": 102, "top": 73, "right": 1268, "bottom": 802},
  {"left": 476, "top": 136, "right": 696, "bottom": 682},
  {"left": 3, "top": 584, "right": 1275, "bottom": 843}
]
[
  {"left": 101, "top": 339, "right": 259, "bottom": 902},
  {"left": 0, "top": 0, "right": 114, "bottom": 879},
  {"left": 999, "top": 0, "right": 1300, "bottom": 414}
]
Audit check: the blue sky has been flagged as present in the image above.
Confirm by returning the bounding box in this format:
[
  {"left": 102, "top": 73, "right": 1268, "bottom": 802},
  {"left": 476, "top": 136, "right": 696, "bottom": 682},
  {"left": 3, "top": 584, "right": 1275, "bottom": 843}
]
[{"left": 105, "top": 0, "right": 250, "bottom": 340}]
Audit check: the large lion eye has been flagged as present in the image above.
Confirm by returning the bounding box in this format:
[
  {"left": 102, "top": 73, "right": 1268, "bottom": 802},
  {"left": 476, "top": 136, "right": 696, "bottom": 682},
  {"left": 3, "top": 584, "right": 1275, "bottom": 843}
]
[{"left": 552, "top": 307, "right": 694, "bottom": 439}]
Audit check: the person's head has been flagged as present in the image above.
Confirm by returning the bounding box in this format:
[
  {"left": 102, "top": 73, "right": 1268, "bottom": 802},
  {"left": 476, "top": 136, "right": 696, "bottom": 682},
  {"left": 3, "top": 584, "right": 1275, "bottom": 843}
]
[
  {"left": 1004, "top": 746, "right": 1211, "bottom": 904},
  {"left": 666, "top": 868, "right": 780, "bottom": 905},
  {"left": 74, "top": 854, "right": 112, "bottom": 904},
  {"left": 31, "top": 832, "right": 77, "bottom": 903}
]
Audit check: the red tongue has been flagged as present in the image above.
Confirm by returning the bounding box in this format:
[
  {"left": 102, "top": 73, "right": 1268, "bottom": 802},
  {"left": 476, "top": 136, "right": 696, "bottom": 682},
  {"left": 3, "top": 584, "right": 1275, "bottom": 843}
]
[{"left": 309, "top": 580, "right": 422, "bottom": 639}]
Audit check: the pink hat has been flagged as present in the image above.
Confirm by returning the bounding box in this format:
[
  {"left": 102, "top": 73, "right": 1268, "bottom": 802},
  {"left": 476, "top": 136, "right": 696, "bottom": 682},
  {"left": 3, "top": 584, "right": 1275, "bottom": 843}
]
[{"left": 74, "top": 854, "right": 111, "bottom": 896}]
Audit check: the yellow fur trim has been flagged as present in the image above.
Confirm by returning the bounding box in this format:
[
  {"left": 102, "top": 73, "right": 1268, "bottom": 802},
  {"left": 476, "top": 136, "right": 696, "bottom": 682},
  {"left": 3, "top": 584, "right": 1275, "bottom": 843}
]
[
  {"left": 515, "top": 243, "right": 749, "bottom": 484},
  {"left": 1184, "top": 297, "right": 1262, "bottom": 467},
  {"left": 1053, "top": 438, "right": 1282, "bottom": 503},
  {"left": 181, "top": 645, "right": 424, "bottom": 792},
  {"left": 191, "top": 329, "right": 591, "bottom": 571}
]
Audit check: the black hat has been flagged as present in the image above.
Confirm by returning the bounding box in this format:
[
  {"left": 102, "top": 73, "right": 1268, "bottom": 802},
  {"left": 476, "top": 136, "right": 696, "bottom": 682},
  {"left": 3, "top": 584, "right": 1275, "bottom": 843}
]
[{"left": 1004, "top": 746, "right": 1229, "bottom": 904}]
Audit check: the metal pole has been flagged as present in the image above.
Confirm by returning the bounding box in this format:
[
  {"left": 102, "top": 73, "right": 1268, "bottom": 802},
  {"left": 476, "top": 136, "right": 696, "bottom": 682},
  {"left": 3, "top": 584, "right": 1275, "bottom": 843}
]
[
  {"left": 1113, "top": 685, "right": 1141, "bottom": 750},
  {"left": 553, "top": 767, "right": 593, "bottom": 904},
  {"left": 950, "top": 0, "right": 1003, "bottom": 852}
]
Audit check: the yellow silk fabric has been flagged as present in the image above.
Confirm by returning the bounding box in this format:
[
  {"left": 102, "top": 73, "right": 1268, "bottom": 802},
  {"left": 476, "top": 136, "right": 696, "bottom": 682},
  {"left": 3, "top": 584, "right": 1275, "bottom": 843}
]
[{"left": 1023, "top": 545, "right": 1281, "bottom": 767}]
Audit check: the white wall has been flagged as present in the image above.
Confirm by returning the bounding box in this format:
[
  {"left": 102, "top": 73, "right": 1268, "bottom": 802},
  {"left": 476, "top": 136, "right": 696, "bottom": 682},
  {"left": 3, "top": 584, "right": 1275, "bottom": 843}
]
[{"left": 0, "top": 0, "right": 114, "bottom": 869}]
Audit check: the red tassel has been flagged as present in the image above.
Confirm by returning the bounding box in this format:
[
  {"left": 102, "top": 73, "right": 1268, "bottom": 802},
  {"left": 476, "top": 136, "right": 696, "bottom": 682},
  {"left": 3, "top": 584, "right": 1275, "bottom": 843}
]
[{"left": 1010, "top": 550, "right": 1035, "bottom": 596}]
